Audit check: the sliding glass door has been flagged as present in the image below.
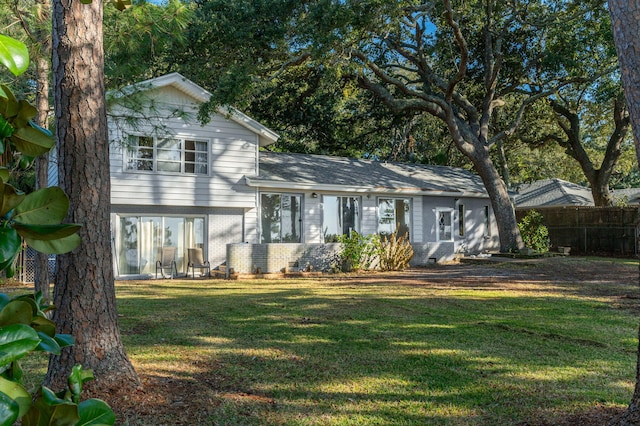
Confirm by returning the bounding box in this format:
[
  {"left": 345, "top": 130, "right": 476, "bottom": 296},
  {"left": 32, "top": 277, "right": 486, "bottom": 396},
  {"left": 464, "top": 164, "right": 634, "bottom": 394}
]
[{"left": 117, "top": 215, "right": 204, "bottom": 275}]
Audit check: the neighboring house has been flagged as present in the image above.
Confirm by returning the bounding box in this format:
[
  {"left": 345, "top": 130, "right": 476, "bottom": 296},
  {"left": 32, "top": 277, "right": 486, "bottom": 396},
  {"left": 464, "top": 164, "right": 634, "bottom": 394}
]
[
  {"left": 610, "top": 188, "right": 640, "bottom": 206},
  {"left": 66, "top": 73, "right": 501, "bottom": 279},
  {"left": 514, "top": 178, "right": 594, "bottom": 207}
]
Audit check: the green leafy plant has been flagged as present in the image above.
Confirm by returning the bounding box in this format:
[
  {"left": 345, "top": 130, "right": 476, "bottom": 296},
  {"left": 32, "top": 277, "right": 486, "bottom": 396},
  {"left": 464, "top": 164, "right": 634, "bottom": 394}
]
[
  {"left": 518, "top": 210, "right": 551, "bottom": 253},
  {"left": 337, "top": 231, "right": 366, "bottom": 272},
  {"left": 337, "top": 229, "right": 414, "bottom": 272},
  {"left": 0, "top": 34, "right": 114, "bottom": 425}
]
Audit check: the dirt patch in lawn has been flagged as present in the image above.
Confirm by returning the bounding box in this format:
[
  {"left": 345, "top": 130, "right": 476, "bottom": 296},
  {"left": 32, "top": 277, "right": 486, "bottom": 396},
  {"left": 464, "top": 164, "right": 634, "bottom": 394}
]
[{"left": 101, "top": 256, "right": 638, "bottom": 425}]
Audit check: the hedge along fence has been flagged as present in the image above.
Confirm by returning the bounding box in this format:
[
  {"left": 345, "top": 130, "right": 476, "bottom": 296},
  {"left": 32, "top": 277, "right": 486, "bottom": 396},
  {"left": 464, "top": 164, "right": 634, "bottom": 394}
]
[{"left": 515, "top": 206, "right": 639, "bottom": 257}]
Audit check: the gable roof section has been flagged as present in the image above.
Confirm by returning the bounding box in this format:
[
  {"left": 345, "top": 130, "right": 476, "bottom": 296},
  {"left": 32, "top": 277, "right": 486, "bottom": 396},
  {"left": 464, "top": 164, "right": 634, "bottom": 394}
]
[
  {"left": 247, "top": 152, "right": 489, "bottom": 197},
  {"left": 515, "top": 178, "right": 594, "bottom": 207},
  {"left": 112, "top": 73, "right": 279, "bottom": 147}
]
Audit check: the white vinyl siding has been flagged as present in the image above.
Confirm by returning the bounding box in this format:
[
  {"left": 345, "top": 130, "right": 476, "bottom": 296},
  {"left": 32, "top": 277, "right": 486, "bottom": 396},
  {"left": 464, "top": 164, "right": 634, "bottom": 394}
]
[{"left": 109, "top": 88, "right": 260, "bottom": 208}]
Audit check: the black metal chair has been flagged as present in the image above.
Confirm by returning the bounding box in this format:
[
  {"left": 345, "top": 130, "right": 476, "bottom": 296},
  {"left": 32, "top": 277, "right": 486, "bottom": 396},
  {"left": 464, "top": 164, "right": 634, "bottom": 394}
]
[{"left": 187, "top": 248, "right": 211, "bottom": 278}]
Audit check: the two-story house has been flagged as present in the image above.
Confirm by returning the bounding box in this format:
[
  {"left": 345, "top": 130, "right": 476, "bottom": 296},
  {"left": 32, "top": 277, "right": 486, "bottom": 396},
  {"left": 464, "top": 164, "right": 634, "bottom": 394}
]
[{"left": 99, "top": 73, "right": 500, "bottom": 278}]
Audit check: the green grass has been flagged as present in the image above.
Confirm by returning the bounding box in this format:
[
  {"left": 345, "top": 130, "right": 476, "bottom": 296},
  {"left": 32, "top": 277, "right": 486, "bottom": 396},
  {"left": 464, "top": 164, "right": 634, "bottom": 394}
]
[{"left": 112, "top": 260, "right": 638, "bottom": 425}]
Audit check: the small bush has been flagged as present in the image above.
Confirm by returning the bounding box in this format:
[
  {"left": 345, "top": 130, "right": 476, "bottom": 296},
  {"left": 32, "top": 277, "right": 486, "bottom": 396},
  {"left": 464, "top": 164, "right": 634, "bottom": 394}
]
[
  {"left": 518, "top": 210, "right": 551, "bottom": 253},
  {"left": 379, "top": 230, "right": 414, "bottom": 271},
  {"left": 337, "top": 230, "right": 414, "bottom": 272}
]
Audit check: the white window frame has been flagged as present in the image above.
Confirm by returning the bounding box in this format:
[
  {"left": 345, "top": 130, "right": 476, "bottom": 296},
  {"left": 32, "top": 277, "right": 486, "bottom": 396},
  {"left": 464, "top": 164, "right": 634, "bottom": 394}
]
[
  {"left": 436, "top": 208, "right": 454, "bottom": 242},
  {"left": 126, "top": 134, "right": 210, "bottom": 175},
  {"left": 260, "top": 192, "right": 303, "bottom": 243}
]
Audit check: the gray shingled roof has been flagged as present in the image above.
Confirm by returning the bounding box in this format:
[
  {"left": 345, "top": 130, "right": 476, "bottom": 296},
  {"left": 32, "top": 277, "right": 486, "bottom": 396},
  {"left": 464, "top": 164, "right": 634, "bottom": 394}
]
[
  {"left": 515, "top": 178, "right": 594, "bottom": 207},
  {"left": 611, "top": 188, "right": 640, "bottom": 205},
  {"left": 249, "top": 152, "right": 488, "bottom": 196}
]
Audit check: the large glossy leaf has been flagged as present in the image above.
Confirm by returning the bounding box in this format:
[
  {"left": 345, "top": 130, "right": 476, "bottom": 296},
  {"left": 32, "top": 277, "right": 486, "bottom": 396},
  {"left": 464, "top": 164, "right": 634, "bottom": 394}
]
[
  {"left": 0, "top": 181, "right": 25, "bottom": 217},
  {"left": 0, "top": 324, "right": 40, "bottom": 367},
  {"left": 54, "top": 334, "right": 74, "bottom": 349},
  {"left": 35, "top": 332, "right": 61, "bottom": 355},
  {"left": 10, "top": 125, "right": 55, "bottom": 157},
  {"left": 37, "top": 386, "right": 80, "bottom": 426},
  {"left": 0, "top": 300, "right": 33, "bottom": 326},
  {"left": 0, "top": 294, "right": 11, "bottom": 312},
  {"left": 0, "top": 35, "right": 29, "bottom": 77},
  {"left": 78, "top": 399, "right": 115, "bottom": 426},
  {"left": 0, "top": 227, "right": 21, "bottom": 270},
  {"left": 31, "top": 315, "right": 56, "bottom": 337},
  {"left": 14, "top": 222, "right": 81, "bottom": 241},
  {"left": 0, "top": 377, "right": 31, "bottom": 418},
  {"left": 26, "top": 233, "right": 81, "bottom": 254},
  {"left": 0, "top": 168, "right": 9, "bottom": 183},
  {"left": 11, "top": 294, "right": 39, "bottom": 316},
  {"left": 0, "top": 115, "right": 13, "bottom": 139},
  {"left": 0, "top": 84, "right": 20, "bottom": 119},
  {"left": 0, "top": 389, "right": 19, "bottom": 425},
  {"left": 12, "top": 187, "right": 69, "bottom": 225},
  {"left": 13, "top": 102, "right": 37, "bottom": 129}
]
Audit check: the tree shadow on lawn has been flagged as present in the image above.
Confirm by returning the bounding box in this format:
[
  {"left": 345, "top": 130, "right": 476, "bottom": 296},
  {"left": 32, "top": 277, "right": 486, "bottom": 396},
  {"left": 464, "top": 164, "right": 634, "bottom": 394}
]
[{"left": 110, "top": 267, "right": 636, "bottom": 425}]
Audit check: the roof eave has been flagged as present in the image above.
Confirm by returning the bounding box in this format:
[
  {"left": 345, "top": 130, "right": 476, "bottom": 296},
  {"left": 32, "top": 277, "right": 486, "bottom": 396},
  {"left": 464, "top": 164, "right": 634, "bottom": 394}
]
[{"left": 245, "top": 177, "right": 488, "bottom": 198}]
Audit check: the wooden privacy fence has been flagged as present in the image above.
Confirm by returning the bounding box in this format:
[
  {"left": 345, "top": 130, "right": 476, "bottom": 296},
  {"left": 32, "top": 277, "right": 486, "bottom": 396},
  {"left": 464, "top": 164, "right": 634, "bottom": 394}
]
[{"left": 515, "top": 206, "right": 639, "bottom": 257}]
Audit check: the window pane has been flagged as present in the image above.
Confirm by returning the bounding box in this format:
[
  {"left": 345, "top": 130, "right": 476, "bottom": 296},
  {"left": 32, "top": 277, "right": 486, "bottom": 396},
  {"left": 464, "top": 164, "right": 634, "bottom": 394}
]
[
  {"left": 281, "top": 195, "right": 301, "bottom": 242},
  {"left": 438, "top": 211, "right": 452, "bottom": 241},
  {"left": 261, "top": 194, "right": 281, "bottom": 243},
  {"left": 157, "top": 161, "right": 181, "bottom": 172},
  {"left": 484, "top": 206, "right": 490, "bottom": 237},
  {"left": 139, "top": 217, "right": 162, "bottom": 274},
  {"left": 118, "top": 217, "right": 139, "bottom": 275},
  {"left": 458, "top": 204, "right": 465, "bottom": 237},
  {"left": 163, "top": 217, "right": 186, "bottom": 272},
  {"left": 396, "top": 199, "right": 410, "bottom": 239},
  {"left": 127, "top": 136, "right": 154, "bottom": 171},
  {"left": 342, "top": 197, "right": 359, "bottom": 235},
  {"left": 323, "top": 196, "right": 341, "bottom": 241},
  {"left": 184, "top": 140, "right": 208, "bottom": 175},
  {"left": 378, "top": 199, "right": 396, "bottom": 236},
  {"left": 379, "top": 198, "right": 409, "bottom": 239}
]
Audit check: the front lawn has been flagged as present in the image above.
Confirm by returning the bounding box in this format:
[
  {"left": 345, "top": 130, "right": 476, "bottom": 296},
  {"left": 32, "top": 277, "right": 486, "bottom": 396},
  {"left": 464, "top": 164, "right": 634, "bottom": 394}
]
[{"left": 110, "top": 257, "right": 638, "bottom": 425}]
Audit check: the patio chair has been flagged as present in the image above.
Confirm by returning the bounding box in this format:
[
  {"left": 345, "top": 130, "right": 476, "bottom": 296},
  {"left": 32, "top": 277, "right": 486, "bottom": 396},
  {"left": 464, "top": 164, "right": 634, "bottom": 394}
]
[
  {"left": 155, "top": 246, "right": 177, "bottom": 279},
  {"left": 187, "top": 248, "right": 211, "bottom": 278}
]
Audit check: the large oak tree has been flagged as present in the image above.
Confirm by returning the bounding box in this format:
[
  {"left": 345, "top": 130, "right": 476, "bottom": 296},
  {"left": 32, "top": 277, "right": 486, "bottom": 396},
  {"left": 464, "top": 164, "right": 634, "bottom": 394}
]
[{"left": 184, "top": 0, "right": 615, "bottom": 251}]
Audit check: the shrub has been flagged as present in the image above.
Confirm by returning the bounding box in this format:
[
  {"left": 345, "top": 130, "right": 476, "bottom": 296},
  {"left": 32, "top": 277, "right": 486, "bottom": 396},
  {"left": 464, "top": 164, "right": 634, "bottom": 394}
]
[
  {"left": 337, "top": 231, "right": 377, "bottom": 271},
  {"left": 518, "top": 210, "right": 551, "bottom": 253},
  {"left": 337, "top": 230, "right": 414, "bottom": 272},
  {"left": 378, "top": 230, "right": 414, "bottom": 271}
]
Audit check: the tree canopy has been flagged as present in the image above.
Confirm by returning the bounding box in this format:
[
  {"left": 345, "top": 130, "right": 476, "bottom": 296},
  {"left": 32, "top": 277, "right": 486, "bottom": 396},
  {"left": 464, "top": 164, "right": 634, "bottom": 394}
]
[{"left": 174, "top": 0, "right": 625, "bottom": 250}]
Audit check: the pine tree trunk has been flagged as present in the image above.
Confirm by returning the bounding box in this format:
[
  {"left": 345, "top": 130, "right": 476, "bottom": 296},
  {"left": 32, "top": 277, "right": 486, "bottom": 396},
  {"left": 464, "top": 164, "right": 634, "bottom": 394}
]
[
  {"left": 609, "top": 1, "right": 640, "bottom": 424},
  {"left": 34, "top": 52, "right": 51, "bottom": 303},
  {"left": 46, "top": 0, "right": 139, "bottom": 392}
]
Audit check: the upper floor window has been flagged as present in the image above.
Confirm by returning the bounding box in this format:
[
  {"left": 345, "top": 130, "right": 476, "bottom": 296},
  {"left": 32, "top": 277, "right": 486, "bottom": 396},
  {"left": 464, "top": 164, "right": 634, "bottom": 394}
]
[
  {"left": 126, "top": 135, "right": 209, "bottom": 175},
  {"left": 378, "top": 198, "right": 411, "bottom": 240},
  {"left": 322, "top": 196, "right": 360, "bottom": 242}
]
